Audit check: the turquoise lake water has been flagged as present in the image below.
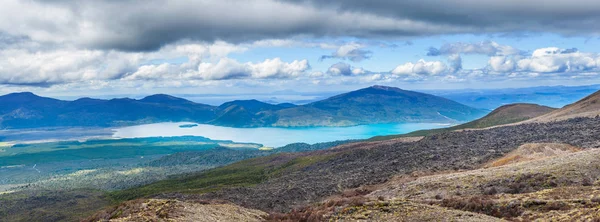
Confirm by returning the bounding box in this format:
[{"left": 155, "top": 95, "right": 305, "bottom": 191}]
[{"left": 113, "top": 122, "right": 452, "bottom": 147}]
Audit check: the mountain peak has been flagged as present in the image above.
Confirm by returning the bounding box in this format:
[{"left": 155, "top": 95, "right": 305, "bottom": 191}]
[
  {"left": 220, "top": 99, "right": 268, "bottom": 106},
  {"left": 140, "top": 94, "right": 192, "bottom": 104},
  {"left": 4, "top": 92, "right": 38, "bottom": 97},
  {"left": 367, "top": 85, "right": 405, "bottom": 92},
  {"left": 0, "top": 92, "right": 48, "bottom": 101}
]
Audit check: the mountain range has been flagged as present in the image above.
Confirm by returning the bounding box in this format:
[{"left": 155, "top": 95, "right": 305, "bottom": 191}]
[{"left": 0, "top": 85, "right": 486, "bottom": 129}]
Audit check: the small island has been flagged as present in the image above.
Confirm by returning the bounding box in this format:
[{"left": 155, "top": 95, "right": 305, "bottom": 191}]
[{"left": 178, "top": 124, "right": 198, "bottom": 128}]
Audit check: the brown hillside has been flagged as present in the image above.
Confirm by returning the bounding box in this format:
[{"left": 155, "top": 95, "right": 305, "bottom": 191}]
[
  {"left": 485, "top": 143, "right": 581, "bottom": 168},
  {"left": 459, "top": 103, "right": 556, "bottom": 129},
  {"left": 86, "top": 199, "right": 267, "bottom": 222}
]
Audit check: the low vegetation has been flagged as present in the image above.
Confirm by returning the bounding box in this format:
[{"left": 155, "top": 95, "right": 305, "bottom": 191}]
[
  {"left": 109, "top": 152, "right": 337, "bottom": 202},
  {"left": 0, "top": 189, "right": 110, "bottom": 222}
]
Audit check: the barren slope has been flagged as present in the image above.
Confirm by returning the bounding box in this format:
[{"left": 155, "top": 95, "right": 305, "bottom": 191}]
[
  {"left": 484, "top": 143, "right": 581, "bottom": 167},
  {"left": 367, "top": 146, "right": 600, "bottom": 221},
  {"left": 86, "top": 199, "right": 267, "bottom": 222}
]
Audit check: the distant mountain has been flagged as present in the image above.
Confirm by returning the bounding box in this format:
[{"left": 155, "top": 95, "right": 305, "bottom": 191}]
[
  {"left": 456, "top": 103, "right": 556, "bottom": 129},
  {"left": 0, "top": 93, "right": 216, "bottom": 129},
  {"left": 139, "top": 94, "right": 197, "bottom": 105},
  {"left": 428, "top": 84, "right": 600, "bottom": 110},
  {"left": 0, "top": 86, "right": 485, "bottom": 129},
  {"left": 209, "top": 100, "right": 285, "bottom": 127},
  {"left": 272, "top": 85, "right": 486, "bottom": 127},
  {"left": 371, "top": 103, "right": 555, "bottom": 140},
  {"left": 526, "top": 90, "right": 600, "bottom": 123}
]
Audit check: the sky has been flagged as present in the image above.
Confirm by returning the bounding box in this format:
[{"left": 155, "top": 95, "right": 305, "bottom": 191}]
[{"left": 2, "top": 0, "right": 600, "bottom": 97}]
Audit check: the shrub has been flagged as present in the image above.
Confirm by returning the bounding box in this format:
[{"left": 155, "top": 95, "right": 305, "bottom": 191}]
[
  {"left": 542, "top": 201, "right": 570, "bottom": 211},
  {"left": 440, "top": 197, "right": 523, "bottom": 218},
  {"left": 483, "top": 187, "right": 498, "bottom": 195}
]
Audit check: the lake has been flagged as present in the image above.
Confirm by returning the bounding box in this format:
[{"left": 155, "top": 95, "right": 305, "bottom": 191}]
[{"left": 113, "top": 122, "right": 451, "bottom": 147}]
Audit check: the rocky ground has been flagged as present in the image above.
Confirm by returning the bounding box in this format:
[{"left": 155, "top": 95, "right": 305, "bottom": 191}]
[
  {"left": 366, "top": 148, "right": 600, "bottom": 221},
  {"left": 194, "top": 117, "right": 600, "bottom": 213},
  {"left": 86, "top": 199, "right": 267, "bottom": 222}
]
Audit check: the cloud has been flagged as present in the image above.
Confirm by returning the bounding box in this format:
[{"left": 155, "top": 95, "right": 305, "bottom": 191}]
[
  {"left": 427, "top": 41, "right": 521, "bottom": 56},
  {"left": 4, "top": 0, "right": 599, "bottom": 51},
  {"left": 327, "top": 62, "right": 367, "bottom": 76},
  {"left": 517, "top": 47, "right": 597, "bottom": 73},
  {"left": 284, "top": 0, "right": 600, "bottom": 37},
  {"left": 447, "top": 54, "right": 462, "bottom": 73},
  {"left": 0, "top": 48, "right": 141, "bottom": 86},
  {"left": 0, "top": 0, "right": 466, "bottom": 51},
  {"left": 391, "top": 59, "right": 447, "bottom": 76},
  {"left": 320, "top": 43, "right": 372, "bottom": 62},
  {"left": 130, "top": 57, "right": 310, "bottom": 81},
  {"left": 196, "top": 58, "right": 252, "bottom": 80},
  {"left": 249, "top": 58, "right": 310, "bottom": 79},
  {"left": 0, "top": 39, "right": 310, "bottom": 85},
  {"left": 488, "top": 47, "right": 600, "bottom": 74},
  {"left": 488, "top": 56, "right": 517, "bottom": 73}
]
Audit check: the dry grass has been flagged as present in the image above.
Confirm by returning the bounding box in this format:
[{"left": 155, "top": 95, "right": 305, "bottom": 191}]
[
  {"left": 329, "top": 200, "right": 503, "bottom": 221},
  {"left": 485, "top": 143, "right": 581, "bottom": 167},
  {"left": 371, "top": 148, "right": 600, "bottom": 201},
  {"left": 364, "top": 145, "right": 600, "bottom": 221},
  {"left": 86, "top": 199, "right": 267, "bottom": 222}
]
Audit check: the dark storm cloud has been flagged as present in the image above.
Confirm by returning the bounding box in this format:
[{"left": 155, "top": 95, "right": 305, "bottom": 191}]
[
  {"left": 4, "top": 0, "right": 600, "bottom": 52},
  {"left": 282, "top": 0, "right": 600, "bottom": 29}
]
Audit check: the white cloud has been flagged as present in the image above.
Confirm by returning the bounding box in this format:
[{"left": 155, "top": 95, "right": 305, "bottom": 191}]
[
  {"left": 130, "top": 57, "right": 310, "bottom": 81},
  {"left": 488, "top": 56, "right": 517, "bottom": 73},
  {"left": 517, "top": 47, "right": 597, "bottom": 73},
  {"left": 321, "top": 42, "right": 372, "bottom": 62},
  {"left": 391, "top": 59, "right": 447, "bottom": 76},
  {"left": 327, "top": 62, "right": 367, "bottom": 76},
  {"left": 0, "top": 48, "right": 141, "bottom": 85},
  {"left": 0, "top": 39, "right": 312, "bottom": 85},
  {"left": 488, "top": 47, "right": 599, "bottom": 74},
  {"left": 249, "top": 58, "right": 310, "bottom": 79},
  {"left": 197, "top": 58, "right": 251, "bottom": 80}
]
